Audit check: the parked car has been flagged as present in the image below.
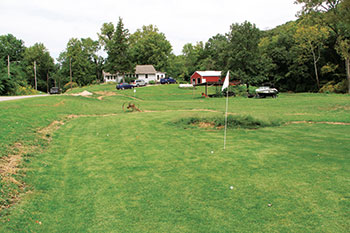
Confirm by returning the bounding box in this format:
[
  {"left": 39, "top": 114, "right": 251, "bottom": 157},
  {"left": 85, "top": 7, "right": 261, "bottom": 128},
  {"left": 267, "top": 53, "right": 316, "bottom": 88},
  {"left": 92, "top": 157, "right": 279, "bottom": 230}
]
[
  {"left": 132, "top": 79, "right": 146, "bottom": 87},
  {"left": 255, "top": 86, "right": 278, "bottom": 98},
  {"left": 49, "top": 87, "right": 61, "bottom": 94},
  {"left": 116, "top": 83, "right": 134, "bottom": 90},
  {"left": 160, "top": 77, "right": 176, "bottom": 84}
]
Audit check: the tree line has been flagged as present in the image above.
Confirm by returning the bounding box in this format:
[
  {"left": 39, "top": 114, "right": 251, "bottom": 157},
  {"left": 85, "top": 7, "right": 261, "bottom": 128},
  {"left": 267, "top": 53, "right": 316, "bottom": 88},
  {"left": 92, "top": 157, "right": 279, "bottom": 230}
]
[{"left": 0, "top": 0, "right": 349, "bottom": 95}]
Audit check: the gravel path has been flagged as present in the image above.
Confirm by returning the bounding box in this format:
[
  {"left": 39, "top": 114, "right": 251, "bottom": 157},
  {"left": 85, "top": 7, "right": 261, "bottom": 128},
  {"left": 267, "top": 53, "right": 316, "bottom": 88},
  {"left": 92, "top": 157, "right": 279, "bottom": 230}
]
[{"left": 0, "top": 94, "right": 50, "bottom": 102}]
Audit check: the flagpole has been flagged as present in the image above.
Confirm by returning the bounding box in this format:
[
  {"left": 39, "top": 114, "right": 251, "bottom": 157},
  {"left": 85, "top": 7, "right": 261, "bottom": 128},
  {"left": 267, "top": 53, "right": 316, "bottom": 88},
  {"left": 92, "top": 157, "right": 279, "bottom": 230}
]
[
  {"left": 222, "top": 71, "right": 230, "bottom": 150},
  {"left": 224, "top": 86, "right": 229, "bottom": 150}
]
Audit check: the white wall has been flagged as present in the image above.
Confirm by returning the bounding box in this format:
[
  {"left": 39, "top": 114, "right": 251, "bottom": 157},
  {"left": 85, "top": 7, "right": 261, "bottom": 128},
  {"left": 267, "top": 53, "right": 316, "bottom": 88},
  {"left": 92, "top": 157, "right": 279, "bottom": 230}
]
[
  {"left": 104, "top": 74, "right": 124, "bottom": 83},
  {"left": 138, "top": 74, "right": 157, "bottom": 83},
  {"left": 156, "top": 72, "right": 165, "bottom": 82}
]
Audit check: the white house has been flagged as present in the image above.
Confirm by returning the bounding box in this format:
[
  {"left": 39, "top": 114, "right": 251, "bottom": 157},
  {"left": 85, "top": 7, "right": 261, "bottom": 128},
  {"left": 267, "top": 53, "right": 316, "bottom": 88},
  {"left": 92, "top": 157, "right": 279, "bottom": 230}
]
[
  {"left": 103, "top": 71, "right": 124, "bottom": 83},
  {"left": 103, "top": 65, "right": 165, "bottom": 84},
  {"left": 135, "top": 65, "right": 165, "bottom": 83}
]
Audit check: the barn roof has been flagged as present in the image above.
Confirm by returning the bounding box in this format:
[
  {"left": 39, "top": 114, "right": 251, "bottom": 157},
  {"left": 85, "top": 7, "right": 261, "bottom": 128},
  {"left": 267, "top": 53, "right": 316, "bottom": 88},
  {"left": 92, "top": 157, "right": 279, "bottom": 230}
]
[
  {"left": 195, "top": 71, "right": 222, "bottom": 77},
  {"left": 135, "top": 65, "right": 157, "bottom": 74}
]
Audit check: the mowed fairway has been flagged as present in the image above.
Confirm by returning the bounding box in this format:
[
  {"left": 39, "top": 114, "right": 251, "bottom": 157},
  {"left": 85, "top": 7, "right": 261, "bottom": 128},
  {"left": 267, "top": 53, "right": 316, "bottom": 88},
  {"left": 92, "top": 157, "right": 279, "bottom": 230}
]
[{"left": 1, "top": 84, "right": 350, "bottom": 232}]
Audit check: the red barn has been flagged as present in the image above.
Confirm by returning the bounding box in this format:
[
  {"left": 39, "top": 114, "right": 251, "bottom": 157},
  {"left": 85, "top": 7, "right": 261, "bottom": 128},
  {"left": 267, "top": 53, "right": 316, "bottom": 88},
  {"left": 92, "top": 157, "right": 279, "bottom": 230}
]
[{"left": 190, "top": 71, "right": 222, "bottom": 85}]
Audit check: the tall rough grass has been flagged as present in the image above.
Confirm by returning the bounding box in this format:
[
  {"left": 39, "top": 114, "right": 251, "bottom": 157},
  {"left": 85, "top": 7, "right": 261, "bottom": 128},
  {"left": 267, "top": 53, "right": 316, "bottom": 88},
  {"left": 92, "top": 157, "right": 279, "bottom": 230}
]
[{"left": 176, "top": 115, "right": 282, "bottom": 129}]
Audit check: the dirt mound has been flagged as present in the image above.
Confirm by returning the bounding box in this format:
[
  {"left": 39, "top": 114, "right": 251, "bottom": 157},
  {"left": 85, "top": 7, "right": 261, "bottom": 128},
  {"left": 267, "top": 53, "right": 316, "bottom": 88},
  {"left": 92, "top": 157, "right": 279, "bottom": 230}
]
[{"left": 72, "top": 91, "right": 93, "bottom": 97}]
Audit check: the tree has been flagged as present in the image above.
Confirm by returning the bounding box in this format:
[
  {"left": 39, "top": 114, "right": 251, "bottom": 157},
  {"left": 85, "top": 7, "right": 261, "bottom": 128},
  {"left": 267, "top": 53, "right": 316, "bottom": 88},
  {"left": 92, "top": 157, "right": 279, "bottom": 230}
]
[
  {"left": 225, "top": 21, "right": 266, "bottom": 90},
  {"left": 23, "top": 43, "right": 55, "bottom": 92},
  {"left": 129, "top": 25, "right": 172, "bottom": 72},
  {"left": 336, "top": 37, "right": 350, "bottom": 92},
  {"left": 181, "top": 42, "right": 206, "bottom": 80},
  {"left": 58, "top": 38, "right": 101, "bottom": 86},
  {"left": 294, "top": 18, "right": 329, "bottom": 89},
  {"left": 295, "top": 0, "right": 350, "bottom": 92},
  {"left": 0, "top": 62, "right": 27, "bottom": 95},
  {"left": 98, "top": 18, "right": 131, "bottom": 78},
  {"left": 167, "top": 54, "right": 186, "bottom": 81},
  {"left": 0, "top": 34, "right": 28, "bottom": 95},
  {"left": 204, "top": 34, "right": 229, "bottom": 71},
  {"left": 0, "top": 34, "right": 25, "bottom": 65}
]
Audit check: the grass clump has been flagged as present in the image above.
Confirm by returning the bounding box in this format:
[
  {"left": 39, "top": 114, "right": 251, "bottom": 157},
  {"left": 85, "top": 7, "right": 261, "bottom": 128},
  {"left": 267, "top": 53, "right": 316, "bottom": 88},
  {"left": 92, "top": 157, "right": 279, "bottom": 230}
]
[{"left": 176, "top": 115, "right": 281, "bottom": 129}]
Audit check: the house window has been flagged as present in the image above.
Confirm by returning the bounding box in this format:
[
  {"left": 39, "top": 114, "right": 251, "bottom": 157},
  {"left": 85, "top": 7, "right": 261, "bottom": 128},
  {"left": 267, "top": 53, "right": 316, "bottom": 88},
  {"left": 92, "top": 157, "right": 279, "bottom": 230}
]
[{"left": 145, "top": 74, "right": 148, "bottom": 79}]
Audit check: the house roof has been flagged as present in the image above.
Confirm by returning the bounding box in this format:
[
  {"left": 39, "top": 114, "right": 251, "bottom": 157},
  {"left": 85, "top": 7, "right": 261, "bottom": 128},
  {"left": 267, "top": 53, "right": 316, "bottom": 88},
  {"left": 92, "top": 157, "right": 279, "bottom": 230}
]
[
  {"left": 102, "top": 71, "right": 119, "bottom": 76},
  {"left": 195, "top": 71, "right": 222, "bottom": 77},
  {"left": 135, "top": 65, "right": 157, "bottom": 74}
]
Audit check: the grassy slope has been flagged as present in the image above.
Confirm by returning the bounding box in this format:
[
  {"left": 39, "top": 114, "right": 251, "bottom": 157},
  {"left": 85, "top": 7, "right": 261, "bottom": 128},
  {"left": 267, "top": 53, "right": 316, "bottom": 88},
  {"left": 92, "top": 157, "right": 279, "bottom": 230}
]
[{"left": 1, "top": 84, "right": 349, "bottom": 232}]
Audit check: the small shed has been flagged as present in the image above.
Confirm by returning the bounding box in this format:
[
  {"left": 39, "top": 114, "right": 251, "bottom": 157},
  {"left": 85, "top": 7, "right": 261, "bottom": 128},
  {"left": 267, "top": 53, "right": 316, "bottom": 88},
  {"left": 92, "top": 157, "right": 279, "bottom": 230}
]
[{"left": 190, "top": 71, "right": 222, "bottom": 85}]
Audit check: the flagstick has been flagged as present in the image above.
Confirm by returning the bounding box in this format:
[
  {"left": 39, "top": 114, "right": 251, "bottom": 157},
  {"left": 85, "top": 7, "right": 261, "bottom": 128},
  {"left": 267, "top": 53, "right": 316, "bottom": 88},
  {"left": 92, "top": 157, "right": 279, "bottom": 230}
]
[{"left": 224, "top": 88, "right": 229, "bottom": 150}]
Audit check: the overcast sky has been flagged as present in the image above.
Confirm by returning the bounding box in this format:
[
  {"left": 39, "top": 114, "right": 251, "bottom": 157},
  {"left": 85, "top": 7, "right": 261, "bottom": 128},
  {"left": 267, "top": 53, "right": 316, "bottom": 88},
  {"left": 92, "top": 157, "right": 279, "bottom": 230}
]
[{"left": 0, "top": 0, "right": 301, "bottom": 60}]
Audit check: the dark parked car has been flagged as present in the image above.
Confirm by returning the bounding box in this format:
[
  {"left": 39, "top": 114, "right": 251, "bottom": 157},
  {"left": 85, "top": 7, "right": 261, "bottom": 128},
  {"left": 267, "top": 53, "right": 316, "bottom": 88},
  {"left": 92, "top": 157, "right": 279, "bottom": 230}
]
[
  {"left": 160, "top": 77, "right": 176, "bottom": 84},
  {"left": 50, "top": 87, "right": 61, "bottom": 94},
  {"left": 116, "top": 83, "right": 134, "bottom": 90}
]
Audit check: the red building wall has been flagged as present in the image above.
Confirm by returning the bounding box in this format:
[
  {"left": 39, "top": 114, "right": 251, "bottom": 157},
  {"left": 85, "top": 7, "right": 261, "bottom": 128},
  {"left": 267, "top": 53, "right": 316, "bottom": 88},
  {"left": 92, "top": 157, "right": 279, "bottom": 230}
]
[{"left": 190, "top": 72, "right": 221, "bottom": 84}]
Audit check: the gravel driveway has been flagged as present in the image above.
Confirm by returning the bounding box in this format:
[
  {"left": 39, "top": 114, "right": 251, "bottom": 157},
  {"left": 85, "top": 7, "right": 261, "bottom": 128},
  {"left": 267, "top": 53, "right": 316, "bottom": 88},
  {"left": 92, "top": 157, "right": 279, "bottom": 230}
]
[{"left": 0, "top": 94, "right": 50, "bottom": 102}]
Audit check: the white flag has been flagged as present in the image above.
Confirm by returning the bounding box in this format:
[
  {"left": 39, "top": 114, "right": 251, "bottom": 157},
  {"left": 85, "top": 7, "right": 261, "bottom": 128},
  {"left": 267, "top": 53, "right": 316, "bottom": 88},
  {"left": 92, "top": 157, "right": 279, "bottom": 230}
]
[{"left": 221, "top": 71, "right": 230, "bottom": 92}]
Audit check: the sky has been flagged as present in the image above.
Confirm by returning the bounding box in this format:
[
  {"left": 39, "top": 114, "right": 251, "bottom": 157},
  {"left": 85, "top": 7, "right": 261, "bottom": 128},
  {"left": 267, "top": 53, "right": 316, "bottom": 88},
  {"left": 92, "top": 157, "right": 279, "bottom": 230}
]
[{"left": 0, "top": 0, "right": 302, "bottom": 60}]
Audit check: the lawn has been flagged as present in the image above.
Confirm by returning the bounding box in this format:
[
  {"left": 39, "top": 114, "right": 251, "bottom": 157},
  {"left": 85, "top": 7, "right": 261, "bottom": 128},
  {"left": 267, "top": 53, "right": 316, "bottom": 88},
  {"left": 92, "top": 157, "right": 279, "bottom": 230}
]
[{"left": 1, "top": 84, "right": 349, "bottom": 232}]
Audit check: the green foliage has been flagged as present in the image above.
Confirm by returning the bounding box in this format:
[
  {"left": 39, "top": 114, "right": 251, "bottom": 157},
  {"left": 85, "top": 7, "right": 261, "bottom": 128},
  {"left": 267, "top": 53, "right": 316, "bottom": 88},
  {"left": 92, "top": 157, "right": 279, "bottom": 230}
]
[
  {"left": 0, "top": 62, "right": 27, "bottom": 95},
  {"left": 230, "top": 85, "right": 258, "bottom": 96},
  {"left": 176, "top": 115, "right": 281, "bottom": 129},
  {"left": 14, "top": 85, "right": 39, "bottom": 95},
  {"left": 319, "top": 79, "right": 348, "bottom": 93},
  {"left": 225, "top": 21, "right": 267, "bottom": 86},
  {"left": 0, "top": 34, "right": 25, "bottom": 65},
  {"left": 294, "top": 16, "right": 330, "bottom": 89},
  {"left": 63, "top": 81, "right": 78, "bottom": 92},
  {"left": 129, "top": 25, "right": 172, "bottom": 72},
  {"left": 99, "top": 18, "right": 132, "bottom": 75},
  {"left": 148, "top": 80, "right": 156, "bottom": 85},
  {"left": 0, "top": 34, "right": 28, "bottom": 95},
  {"left": 58, "top": 38, "right": 102, "bottom": 86},
  {"left": 23, "top": 43, "right": 55, "bottom": 92}
]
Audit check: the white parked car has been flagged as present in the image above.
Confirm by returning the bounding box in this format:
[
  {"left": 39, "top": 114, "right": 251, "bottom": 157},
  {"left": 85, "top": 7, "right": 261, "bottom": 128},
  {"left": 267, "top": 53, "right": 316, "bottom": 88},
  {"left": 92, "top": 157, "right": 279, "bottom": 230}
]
[
  {"left": 133, "top": 79, "right": 146, "bottom": 87},
  {"left": 255, "top": 86, "right": 278, "bottom": 98}
]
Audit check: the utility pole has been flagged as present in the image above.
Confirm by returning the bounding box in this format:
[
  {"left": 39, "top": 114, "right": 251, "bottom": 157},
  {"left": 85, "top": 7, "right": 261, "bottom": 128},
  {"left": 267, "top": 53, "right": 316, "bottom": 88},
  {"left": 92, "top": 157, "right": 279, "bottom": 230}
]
[
  {"left": 34, "top": 61, "right": 37, "bottom": 90},
  {"left": 47, "top": 72, "right": 49, "bottom": 93},
  {"left": 7, "top": 55, "right": 10, "bottom": 78},
  {"left": 70, "top": 57, "right": 72, "bottom": 90}
]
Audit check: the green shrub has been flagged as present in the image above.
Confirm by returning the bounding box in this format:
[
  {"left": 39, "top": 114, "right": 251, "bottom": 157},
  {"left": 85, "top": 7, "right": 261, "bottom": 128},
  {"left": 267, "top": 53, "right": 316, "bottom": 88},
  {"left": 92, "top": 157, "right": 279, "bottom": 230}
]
[
  {"left": 149, "top": 80, "right": 156, "bottom": 85},
  {"left": 320, "top": 80, "right": 348, "bottom": 93},
  {"left": 319, "top": 81, "right": 336, "bottom": 93},
  {"left": 91, "top": 80, "right": 101, "bottom": 85},
  {"left": 14, "top": 85, "right": 40, "bottom": 95},
  {"left": 229, "top": 85, "right": 258, "bottom": 96},
  {"left": 334, "top": 79, "right": 348, "bottom": 93},
  {"left": 63, "top": 82, "right": 79, "bottom": 92}
]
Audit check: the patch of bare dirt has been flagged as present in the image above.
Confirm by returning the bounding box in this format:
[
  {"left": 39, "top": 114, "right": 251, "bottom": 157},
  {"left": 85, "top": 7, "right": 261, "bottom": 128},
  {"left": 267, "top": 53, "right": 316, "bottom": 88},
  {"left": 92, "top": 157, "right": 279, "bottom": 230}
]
[
  {"left": 0, "top": 142, "right": 29, "bottom": 211},
  {"left": 53, "top": 100, "right": 65, "bottom": 107},
  {"left": 196, "top": 122, "right": 216, "bottom": 128},
  {"left": 319, "top": 105, "right": 350, "bottom": 111},
  {"left": 288, "top": 121, "right": 350, "bottom": 125},
  {"left": 287, "top": 113, "right": 309, "bottom": 116},
  {"left": 95, "top": 91, "right": 117, "bottom": 100},
  {"left": 0, "top": 120, "right": 67, "bottom": 212},
  {"left": 71, "top": 91, "right": 93, "bottom": 97}
]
